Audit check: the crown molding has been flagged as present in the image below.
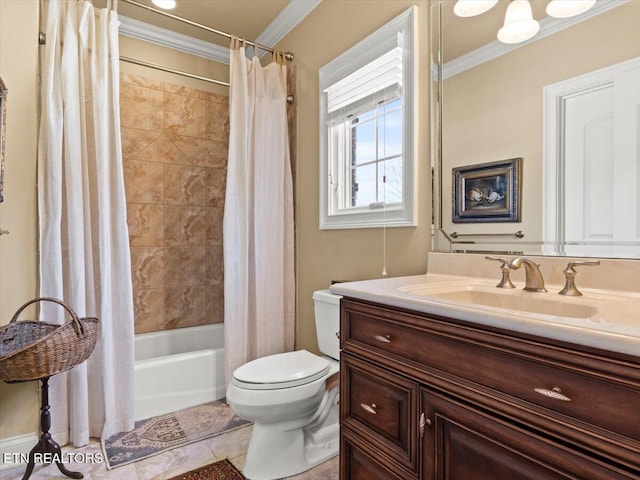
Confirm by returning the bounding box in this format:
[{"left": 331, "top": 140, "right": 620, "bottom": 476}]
[
  {"left": 119, "top": 0, "right": 321, "bottom": 64},
  {"left": 118, "top": 15, "right": 231, "bottom": 64},
  {"left": 442, "top": 0, "right": 629, "bottom": 79},
  {"left": 256, "top": 0, "right": 322, "bottom": 49}
]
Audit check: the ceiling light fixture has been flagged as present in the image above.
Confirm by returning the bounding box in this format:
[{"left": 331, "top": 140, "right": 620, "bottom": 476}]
[
  {"left": 497, "top": 0, "right": 540, "bottom": 44},
  {"left": 545, "top": 0, "right": 596, "bottom": 18},
  {"left": 453, "top": 0, "right": 499, "bottom": 17},
  {"left": 151, "top": 0, "right": 176, "bottom": 9},
  {"left": 454, "top": 0, "right": 596, "bottom": 45}
]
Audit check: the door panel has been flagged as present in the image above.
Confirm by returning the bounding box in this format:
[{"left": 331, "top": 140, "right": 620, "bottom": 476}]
[
  {"left": 421, "top": 389, "right": 634, "bottom": 480},
  {"left": 544, "top": 57, "right": 640, "bottom": 257}
]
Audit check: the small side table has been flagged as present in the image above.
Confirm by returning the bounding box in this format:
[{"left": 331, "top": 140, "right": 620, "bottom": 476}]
[{"left": 21, "top": 376, "right": 83, "bottom": 480}]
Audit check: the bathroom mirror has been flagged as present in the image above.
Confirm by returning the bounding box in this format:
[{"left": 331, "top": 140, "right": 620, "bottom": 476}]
[
  {"left": 431, "top": 0, "right": 640, "bottom": 258},
  {"left": 0, "top": 77, "right": 6, "bottom": 203}
]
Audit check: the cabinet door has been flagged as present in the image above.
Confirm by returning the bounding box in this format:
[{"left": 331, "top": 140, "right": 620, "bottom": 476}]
[
  {"left": 341, "top": 432, "right": 408, "bottom": 480},
  {"left": 341, "top": 353, "right": 419, "bottom": 474},
  {"left": 421, "top": 389, "right": 635, "bottom": 480}
]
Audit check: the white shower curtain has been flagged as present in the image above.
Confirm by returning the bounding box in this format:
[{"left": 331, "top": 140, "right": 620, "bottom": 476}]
[
  {"left": 38, "top": 0, "right": 135, "bottom": 444},
  {"left": 224, "top": 40, "right": 295, "bottom": 386}
]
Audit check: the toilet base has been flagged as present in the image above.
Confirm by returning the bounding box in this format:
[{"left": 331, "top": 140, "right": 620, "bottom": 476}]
[{"left": 242, "top": 389, "right": 339, "bottom": 480}]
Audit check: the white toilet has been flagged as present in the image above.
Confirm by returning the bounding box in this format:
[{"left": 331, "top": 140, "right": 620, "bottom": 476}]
[{"left": 226, "top": 289, "right": 342, "bottom": 480}]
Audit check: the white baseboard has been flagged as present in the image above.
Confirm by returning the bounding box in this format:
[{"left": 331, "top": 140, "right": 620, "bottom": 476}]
[{"left": 0, "top": 433, "right": 38, "bottom": 471}]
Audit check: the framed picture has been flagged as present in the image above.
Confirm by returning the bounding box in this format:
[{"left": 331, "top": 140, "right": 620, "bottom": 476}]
[{"left": 452, "top": 158, "right": 522, "bottom": 223}]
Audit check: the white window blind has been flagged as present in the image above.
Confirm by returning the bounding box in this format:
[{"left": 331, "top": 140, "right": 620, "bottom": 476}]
[{"left": 325, "top": 47, "right": 403, "bottom": 124}]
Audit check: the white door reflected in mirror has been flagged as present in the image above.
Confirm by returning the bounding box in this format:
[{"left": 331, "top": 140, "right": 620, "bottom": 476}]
[{"left": 543, "top": 58, "right": 640, "bottom": 258}]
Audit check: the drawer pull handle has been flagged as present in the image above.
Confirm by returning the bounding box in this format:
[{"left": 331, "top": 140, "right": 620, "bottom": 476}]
[
  {"left": 374, "top": 334, "right": 391, "bottom": 344},
  {"left": 534, "top": 387, "right": 572, "bottom": 402},
  {"left": 419, "top": 412, "right": 432, "bottom": 437},
  {"left": 360, "top": 403, "right": 377, "bottom": 414}
]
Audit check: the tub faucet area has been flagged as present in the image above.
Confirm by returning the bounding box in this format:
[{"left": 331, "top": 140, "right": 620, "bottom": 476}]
[{"left": 507, "top": 257, "right": 547, "bottom": 293}]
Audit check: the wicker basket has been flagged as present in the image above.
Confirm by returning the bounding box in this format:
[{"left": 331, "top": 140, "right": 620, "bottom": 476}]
[{"left": 0, "top": 298, "right": 99, "bottom": 383}]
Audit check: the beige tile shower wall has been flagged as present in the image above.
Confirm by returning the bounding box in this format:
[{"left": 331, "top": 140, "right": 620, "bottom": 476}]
[{"left": 119, "top": 74, "right": 229, "bottom": 334}]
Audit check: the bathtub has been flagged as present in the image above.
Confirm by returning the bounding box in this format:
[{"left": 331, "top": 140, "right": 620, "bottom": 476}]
[{"left": 134, "top": 323, "right": 225, "bottom": 421}]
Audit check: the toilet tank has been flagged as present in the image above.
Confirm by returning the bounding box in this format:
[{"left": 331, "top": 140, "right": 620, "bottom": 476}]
[{"left": 313, "top": 289, "right": 342, "bottom": 361}]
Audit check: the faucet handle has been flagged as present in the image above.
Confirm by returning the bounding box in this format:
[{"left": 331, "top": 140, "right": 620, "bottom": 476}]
[
  {"left": 485, "top": 255, "right": 508, "bottom": 267},
  {"left": 566, "top": 260, "right": 601, "bottom": 270},
  {"left": 559, "top": 261, "right": 600, "bottom": 296},
  {"left": 484, "top": 256, "right": 516, "bottom": 289}
]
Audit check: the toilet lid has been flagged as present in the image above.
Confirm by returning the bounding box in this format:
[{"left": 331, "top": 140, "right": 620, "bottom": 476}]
[{"left": 232, "top": 350, "right": 331, "bottom": 390}]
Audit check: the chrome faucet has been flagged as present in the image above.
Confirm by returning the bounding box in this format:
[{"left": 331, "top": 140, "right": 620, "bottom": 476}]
[{"left": 508, "top": 257, "right": 547, "bottom": 292}]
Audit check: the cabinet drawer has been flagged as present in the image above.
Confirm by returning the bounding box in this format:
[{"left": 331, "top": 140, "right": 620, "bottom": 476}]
[
  {"left": 341, "top": 353, "right": 419, "bottom": 474},
  {"left": 342, "top": 301, "right": 640, "bottom": 447}
]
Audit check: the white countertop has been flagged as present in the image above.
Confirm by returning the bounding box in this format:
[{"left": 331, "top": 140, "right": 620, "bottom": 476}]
[{"left": 330, "top": 273, "right": 640, "bottom": 357}]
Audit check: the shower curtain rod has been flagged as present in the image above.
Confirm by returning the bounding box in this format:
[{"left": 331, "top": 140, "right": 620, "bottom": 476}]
[
  {"left": 120, "top": 56, "right": 229, "bottom": 86},
  {"left": 119, "top": 56, "right": 295, "bottom": 104},
  {"left": 120, "top": 0, "right": 294, "bottom": 62}
]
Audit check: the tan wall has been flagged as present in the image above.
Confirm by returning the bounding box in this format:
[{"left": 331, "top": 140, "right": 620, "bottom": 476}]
[
  {"left": 275, "top": 1, "right": 432, "bottom": 354},
  {"left": 441, "top": 3, "right": 640, "bottom": 242},
  {"left": 0, "top": 0, "right": 41, "bottom": 441}
]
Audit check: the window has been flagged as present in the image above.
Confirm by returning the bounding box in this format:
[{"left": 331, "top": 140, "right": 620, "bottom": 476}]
[{"left": 319, "top": 7, "right": 417, "bottom": 229}]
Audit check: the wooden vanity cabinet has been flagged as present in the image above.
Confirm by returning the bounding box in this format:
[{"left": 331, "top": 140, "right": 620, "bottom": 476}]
[{"left": 339, "top": 297, "right": 640, "bottom": 480}]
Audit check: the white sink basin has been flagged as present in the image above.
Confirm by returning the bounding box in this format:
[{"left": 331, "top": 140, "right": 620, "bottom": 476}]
[
  {"left": 330, "top": 273, "right": 640, "bottom": 356},
  {"left": 399, "top": 284, "right": 599, "bottom": 319}
]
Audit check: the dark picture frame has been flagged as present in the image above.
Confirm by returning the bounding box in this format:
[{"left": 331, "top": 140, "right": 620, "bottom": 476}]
[{"left": 452, "top": 158, "right": 522, "bottom": 223}]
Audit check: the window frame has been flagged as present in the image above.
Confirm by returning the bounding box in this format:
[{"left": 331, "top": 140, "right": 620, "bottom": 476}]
[{"left": 319, "top": 6, "right": 418, "bottom": 229}]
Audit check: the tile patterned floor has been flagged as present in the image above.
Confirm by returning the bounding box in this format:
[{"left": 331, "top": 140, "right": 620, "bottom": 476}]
[{"left": 0, "top": 407, "right": 338, "bottom": 480}]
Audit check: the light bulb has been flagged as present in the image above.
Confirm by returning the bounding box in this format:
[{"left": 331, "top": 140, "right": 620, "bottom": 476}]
[
  {"left": 497, "top": 0, "right": 540, "bottom": 44},
  {"left": 546, "top": 0, "right": 596, "bottom": 18},
  {"left": 453, "top": 0, "right": 499, "bottom": 17},
  {"left": 152, "top": 0, "right": 176, "bottom": 9}
]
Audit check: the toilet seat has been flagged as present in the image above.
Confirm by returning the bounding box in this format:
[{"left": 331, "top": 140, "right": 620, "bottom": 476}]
[{"left": 232, "top": 350, "right": 330, "bottom": 391}]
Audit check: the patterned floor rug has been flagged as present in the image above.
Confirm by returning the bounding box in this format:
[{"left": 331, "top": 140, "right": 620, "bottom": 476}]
[
  {"left": 168, "top": 459, "right": 244, "bottom": 479},
  {"left": 102, "top": 400, "right": 250, "bottom": 469}
]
